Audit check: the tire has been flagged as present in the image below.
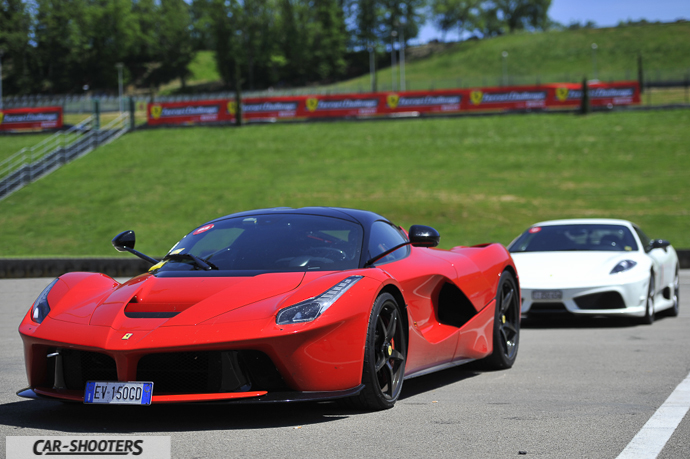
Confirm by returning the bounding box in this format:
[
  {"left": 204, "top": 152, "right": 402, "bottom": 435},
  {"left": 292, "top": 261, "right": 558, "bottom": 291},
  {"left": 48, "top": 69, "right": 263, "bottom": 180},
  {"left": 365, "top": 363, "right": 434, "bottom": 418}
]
[
  {"left": 348, "top": 293, "right": 407, "bottom": 411},
  {"left": 667, "top": 266, "right": 680, "bottom": 317},
  {"left": 479, "top": 271, "right": 520, "bottom": 370},
  {"left": 638, "top": 274, "right": 655, "bottom": 325}
]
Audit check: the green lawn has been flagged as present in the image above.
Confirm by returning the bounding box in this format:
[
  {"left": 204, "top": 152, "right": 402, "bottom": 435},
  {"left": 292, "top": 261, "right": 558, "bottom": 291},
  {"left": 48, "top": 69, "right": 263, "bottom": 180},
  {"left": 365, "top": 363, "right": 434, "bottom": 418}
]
[
  {"left": 0, "top": 109, "right": 688, "bottom": 257},
  {"left": 0, "top": 134, "right": 55, "bottom": 164}
]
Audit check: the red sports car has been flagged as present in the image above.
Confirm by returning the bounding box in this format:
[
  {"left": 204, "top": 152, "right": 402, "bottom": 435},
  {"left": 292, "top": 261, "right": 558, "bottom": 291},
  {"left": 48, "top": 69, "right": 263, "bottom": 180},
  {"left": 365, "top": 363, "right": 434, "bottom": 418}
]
[{"left": 18, "top": 207, "right": 520, "bottom": 410}]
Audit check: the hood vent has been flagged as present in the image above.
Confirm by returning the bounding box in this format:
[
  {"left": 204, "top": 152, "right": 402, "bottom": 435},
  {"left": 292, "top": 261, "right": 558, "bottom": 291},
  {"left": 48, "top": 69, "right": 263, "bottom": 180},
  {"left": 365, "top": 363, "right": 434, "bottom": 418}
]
[{"left": 124, "top": 295, "right": 186, "bottom": 319}]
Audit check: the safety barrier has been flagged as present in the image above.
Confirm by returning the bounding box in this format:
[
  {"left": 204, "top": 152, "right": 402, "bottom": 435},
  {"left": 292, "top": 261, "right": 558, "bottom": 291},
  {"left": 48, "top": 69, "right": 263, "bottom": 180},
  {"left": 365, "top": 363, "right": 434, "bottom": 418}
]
[
  {"left": 0, "top": 112, "right": 130, "bottom": 201},
  {"left": 146, "top": 82, "right": 641, "bottom": 126}
]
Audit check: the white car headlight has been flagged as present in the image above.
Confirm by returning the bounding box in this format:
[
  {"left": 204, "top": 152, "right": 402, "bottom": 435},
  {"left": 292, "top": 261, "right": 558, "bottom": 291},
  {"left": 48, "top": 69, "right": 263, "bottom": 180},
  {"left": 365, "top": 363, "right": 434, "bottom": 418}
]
[
  {"left": 610, "top": 260, "right": 637, "bottom": 274},
  {"left": 31, "top": 279, "right": 59, "bottom": 323},
  {"left": 276, "top": 276, "right": 363, "bottom": 325}
]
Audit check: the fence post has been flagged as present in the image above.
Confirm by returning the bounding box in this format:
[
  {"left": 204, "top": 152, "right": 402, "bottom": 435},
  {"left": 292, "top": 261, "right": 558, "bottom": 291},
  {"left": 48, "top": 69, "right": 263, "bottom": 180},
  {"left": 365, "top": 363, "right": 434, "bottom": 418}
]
[
  {"left": 129, "top": 97, "right": 135, "bottom": 131},
  {"left": 580, "top": 77, "right": 590, "bottom": 115},
  {"left": 93, "top": 99, "right": 100, "bottom": 147},
  {"left": 638, "top": 54, "right": 644, "bottom": 94}
]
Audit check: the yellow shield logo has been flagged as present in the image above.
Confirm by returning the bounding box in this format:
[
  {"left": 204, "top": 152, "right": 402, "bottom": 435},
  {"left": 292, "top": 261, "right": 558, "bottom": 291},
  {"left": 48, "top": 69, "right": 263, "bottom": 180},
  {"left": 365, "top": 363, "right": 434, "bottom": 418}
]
[
  {"left": 306, "top": 98, "right": 319, "bottom": 112},
  {"left": 150, "top": 105, "right": 162, "bottom": 120},
  {"left": 122, "top": 333, "right": 133, "bottom": 340},
  {"left": 227, "top": 101, "right": 237, "bottom": 115},
  {"left": 555, "top": 87, "right": 569, "bottom": 102},
  {"left": 470, "top": 91, "right": 483, "bottom": 105},
  {"left": 387, "top": 94, "right": 400, "bottom": 109}
]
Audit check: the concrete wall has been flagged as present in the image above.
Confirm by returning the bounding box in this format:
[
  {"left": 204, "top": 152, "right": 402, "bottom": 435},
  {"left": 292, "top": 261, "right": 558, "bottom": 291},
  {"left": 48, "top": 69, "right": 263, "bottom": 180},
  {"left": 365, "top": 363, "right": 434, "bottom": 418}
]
[{"left": 0, "top": 258, "right": 155, "bottom": 279}]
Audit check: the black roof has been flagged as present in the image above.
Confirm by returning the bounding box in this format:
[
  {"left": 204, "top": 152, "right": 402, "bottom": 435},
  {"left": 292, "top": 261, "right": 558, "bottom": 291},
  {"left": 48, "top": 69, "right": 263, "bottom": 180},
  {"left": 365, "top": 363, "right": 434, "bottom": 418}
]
[{"left": 207, "top": 207, "right": 393, "bottom": 228}]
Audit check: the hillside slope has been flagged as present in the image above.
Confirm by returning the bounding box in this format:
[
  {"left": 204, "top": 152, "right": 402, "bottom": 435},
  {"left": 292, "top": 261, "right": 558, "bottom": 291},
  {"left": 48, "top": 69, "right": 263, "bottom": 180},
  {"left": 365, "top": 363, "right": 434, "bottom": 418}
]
[
  {"left": 334, "top": 21, "right": 690, "bottom": 91},
  {"left": 166, "top": 22, "right": 690, "bottom": 94},
  {"left": 0, "top": 110, "right": 688, "bottom": 257}
]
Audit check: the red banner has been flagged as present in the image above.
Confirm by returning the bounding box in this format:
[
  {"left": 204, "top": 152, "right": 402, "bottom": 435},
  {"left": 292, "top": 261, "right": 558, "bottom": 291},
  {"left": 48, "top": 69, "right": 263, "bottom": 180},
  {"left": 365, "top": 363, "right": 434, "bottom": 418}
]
[
  {"left": 0, "top": 107, "right": 63, "bottom": 131},
  {"left": 146, "top": 81, "right": 640, "bottom": 125},
  {"left": 544, "top": 81, "right": 641, "bottom": 108},
  {"left": 147, "top": 99, "right": 229, "bottom": 126}
]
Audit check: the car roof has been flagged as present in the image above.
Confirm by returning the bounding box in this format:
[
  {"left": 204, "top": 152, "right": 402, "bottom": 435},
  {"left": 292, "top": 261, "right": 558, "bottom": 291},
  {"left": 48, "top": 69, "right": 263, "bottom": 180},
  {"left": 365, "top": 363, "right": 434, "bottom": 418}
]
[
  {"left": 529, "top": 218, "right": 635, "bottom": 228},
  {"left": 207, "top": 207, "right": 393, "bottom": 228}
]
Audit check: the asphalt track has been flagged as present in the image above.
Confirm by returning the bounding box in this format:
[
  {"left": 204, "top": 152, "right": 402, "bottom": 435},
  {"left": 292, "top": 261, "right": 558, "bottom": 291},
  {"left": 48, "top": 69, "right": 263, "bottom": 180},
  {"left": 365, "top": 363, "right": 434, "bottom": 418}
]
[{"left": 1, "top": 274, "right": 689, "bottom": 459}]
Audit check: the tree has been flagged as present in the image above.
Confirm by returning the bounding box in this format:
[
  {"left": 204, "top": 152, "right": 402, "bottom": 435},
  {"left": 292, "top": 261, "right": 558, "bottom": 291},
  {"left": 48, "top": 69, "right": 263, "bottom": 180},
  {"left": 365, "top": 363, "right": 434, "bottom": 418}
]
[
  {"left": 81, "top": 0, "right": 139, "bottom": 90},
  {"left": 379, "top": 0, "right": 426, "bottom": 44},
  {"left": 486, "top": 0, "right": 551, "bottom": 33},
  {"left": 431, "top": 0, "right": 480, "bottom": 41},
  {"left": 310, "top": 0, "right": 347, "bottom": 81},
  {"left": 130, "top": 0, "right": 160, "bottom": 89},
  {"left": 33, "top": 0, "right": 92, "bottom": 92},
  {"left": 189, "top": 0, "right": 216, "bottom": 50},
  {"left": 155, "top": 0, "right": 196, "bottom": 88},
  {"left": 0, "top": 0, "right": 39, "bottom": 94},
  {"left": 353, "top": 0, "right": 380, "bottom": 48}
]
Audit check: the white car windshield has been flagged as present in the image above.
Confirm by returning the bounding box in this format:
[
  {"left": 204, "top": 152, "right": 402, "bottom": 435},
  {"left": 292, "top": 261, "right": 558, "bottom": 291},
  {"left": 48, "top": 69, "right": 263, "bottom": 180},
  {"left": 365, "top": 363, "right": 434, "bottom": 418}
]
[{"left": 509, "top": 224, "right": 639, "bottom": 253}]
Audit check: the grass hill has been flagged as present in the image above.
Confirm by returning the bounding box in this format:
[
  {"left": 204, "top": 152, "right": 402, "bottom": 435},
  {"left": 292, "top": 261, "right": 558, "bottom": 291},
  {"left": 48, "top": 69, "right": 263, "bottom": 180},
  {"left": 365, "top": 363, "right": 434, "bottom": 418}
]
[
  {"left": 0, "top": 109, "right": 688, "bottom": 257},
  {"left": 333, "top": 21, "right": 690, "bottom": 91},
  {"left": 162, "top": 21, "right": 690, "bottom": 95}
]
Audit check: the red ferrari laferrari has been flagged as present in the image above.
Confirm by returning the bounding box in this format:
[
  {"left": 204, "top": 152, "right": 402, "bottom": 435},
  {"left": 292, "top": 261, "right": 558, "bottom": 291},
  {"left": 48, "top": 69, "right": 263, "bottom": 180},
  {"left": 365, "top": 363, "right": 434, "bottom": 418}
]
[{"left": 18, "top": 207, "right": 520, "bottom": 410}]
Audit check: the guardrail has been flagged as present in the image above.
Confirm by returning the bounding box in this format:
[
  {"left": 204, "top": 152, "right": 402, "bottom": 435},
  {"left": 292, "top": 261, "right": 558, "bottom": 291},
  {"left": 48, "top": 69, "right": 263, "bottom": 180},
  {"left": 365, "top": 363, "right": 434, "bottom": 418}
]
[{"left": 0, "top": 112, "right": 130, "bottom": 201}]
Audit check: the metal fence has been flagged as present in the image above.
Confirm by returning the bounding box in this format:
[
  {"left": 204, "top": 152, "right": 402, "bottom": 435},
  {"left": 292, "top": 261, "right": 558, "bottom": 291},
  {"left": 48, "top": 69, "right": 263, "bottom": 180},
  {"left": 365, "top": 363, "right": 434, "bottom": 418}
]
[
  {"left": 0, "top": 112, "right": 130, "bottom": 201},
  {"left": 1, "top": 69, "right": 689, "bottom": 112}
]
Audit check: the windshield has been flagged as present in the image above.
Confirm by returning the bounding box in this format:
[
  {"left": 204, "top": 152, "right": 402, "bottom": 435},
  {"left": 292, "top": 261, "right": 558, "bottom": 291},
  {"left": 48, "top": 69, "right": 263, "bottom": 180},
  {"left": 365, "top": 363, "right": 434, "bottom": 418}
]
[
  {"left": 508, "top": 224, "right": 639, "bottom": 253},
  {"left": 157, "top": 214, "right": 364, "bottom": 273}
]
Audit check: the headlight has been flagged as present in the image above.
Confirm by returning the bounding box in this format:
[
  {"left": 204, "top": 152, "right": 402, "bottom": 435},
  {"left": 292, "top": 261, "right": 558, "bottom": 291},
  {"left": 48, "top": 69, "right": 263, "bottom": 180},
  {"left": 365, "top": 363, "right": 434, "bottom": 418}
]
[
  {"left": 610, "top": 260, "right": 637, "bottom": 274},
  {"left": 31, "top": 279, "right": 59, "bottom": 323},
  {"left": 276, "top": 276, "right": 363, "bottom": 325}
]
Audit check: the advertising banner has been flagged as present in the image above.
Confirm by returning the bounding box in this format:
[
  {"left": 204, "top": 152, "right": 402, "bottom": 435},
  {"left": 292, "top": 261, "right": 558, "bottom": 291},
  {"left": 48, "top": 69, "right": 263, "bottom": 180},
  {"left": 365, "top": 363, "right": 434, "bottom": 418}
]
[
  {"left": 301, "top": 95, "right": 380, "bottom": 118},
  {"left": 380, "top": 91, "right": 464, "bottom": 115},
  {"left": 147, "top": 100, "right": 228, "bottom": 125},
  {"left": 226, "top": 97, "right": 302, "bottom": 121},
  {"left": 0, "top": 107, "right": 63, "bottom": 131},
  {"left": 146, "top": 81, "right": 640, "bottom": 126},
  {"left": 546, "top": 81, "right": 640, "bottom": 107},
  {"left": 464, "top": 86, "right": 548, "bottom": 111}
]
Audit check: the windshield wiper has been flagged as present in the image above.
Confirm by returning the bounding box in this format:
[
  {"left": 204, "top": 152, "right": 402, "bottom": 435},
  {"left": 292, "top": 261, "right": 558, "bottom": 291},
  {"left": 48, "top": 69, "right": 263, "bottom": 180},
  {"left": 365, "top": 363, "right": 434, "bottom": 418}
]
[{"left": 165, "top": 253, "right": 219, "bottom": 271}]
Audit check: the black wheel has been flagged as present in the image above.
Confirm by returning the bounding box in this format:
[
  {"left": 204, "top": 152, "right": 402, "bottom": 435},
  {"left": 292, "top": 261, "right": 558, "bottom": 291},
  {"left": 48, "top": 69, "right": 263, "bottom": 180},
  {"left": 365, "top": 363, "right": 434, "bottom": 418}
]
[
  {"left": 349, "top": 293, "right": 406, "bottom": 410},
  {"left": 480, "top": 271, "right": 520, "bottom": 370},
  {"left": 667, "top": 266, "right": 680, "bottom": 317},
  {"left": 639, "top": 274, "right": 655, "bottom": 325}
]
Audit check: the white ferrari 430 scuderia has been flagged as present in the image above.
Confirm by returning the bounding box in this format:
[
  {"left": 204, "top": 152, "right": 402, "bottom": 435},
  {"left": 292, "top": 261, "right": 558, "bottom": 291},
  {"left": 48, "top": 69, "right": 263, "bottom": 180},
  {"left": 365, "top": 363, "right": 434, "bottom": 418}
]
[{"left": 509, "top": 219, "right": 679, "bottom": 324}]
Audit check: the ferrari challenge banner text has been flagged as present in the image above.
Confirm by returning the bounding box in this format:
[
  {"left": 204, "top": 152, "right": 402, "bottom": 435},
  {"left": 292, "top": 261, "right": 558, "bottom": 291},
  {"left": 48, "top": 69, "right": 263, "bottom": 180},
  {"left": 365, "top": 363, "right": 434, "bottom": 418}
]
[
  {"left": 545, "top": 81, "right": 641, "bottom": 107},
  {"left": 0, "top": 107, "right": 63, "bottom": 131},
  {"left": 146, "top": 82, "right": 639, "bottom": 125}
]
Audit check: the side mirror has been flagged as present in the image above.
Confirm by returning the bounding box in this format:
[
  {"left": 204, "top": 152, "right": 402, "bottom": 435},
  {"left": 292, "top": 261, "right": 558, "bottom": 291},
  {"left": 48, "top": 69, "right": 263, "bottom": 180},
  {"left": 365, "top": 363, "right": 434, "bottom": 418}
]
[
  {"left": 112, "top": 230, "right": 136, "bottom": 252},
  {"left": 409, "top": 225, "right": 440, "bottom": 248},
  {"left": 111, "top": 230, "right": 159, "bottom": 265},
  {"left": 651, "top": 239, "right": 671, "bottom": 252}
]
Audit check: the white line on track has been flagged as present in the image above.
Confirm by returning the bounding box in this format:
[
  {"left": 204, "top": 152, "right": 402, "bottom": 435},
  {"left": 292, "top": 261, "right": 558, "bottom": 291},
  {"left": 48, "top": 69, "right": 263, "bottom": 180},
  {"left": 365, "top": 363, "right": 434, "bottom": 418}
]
[{"left": 617, "top": 371, "right": 690, "bottom": 459}]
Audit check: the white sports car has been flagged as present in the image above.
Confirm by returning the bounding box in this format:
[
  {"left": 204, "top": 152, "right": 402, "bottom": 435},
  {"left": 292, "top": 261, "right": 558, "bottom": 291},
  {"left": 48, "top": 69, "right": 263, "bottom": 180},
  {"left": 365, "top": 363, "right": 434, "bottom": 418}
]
[{"left": 508, "top": 219, "right": 679, "bottom": 324}]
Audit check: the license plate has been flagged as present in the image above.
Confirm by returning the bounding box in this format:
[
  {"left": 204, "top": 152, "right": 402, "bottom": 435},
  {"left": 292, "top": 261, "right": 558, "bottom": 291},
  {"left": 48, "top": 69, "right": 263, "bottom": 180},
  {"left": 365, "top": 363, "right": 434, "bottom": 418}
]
[
  {"left": 84, "top": 381, "right": 153, "bottom": 405},
  {"left": 532, "top": 290, "right": 563, "bottom": 300}
]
